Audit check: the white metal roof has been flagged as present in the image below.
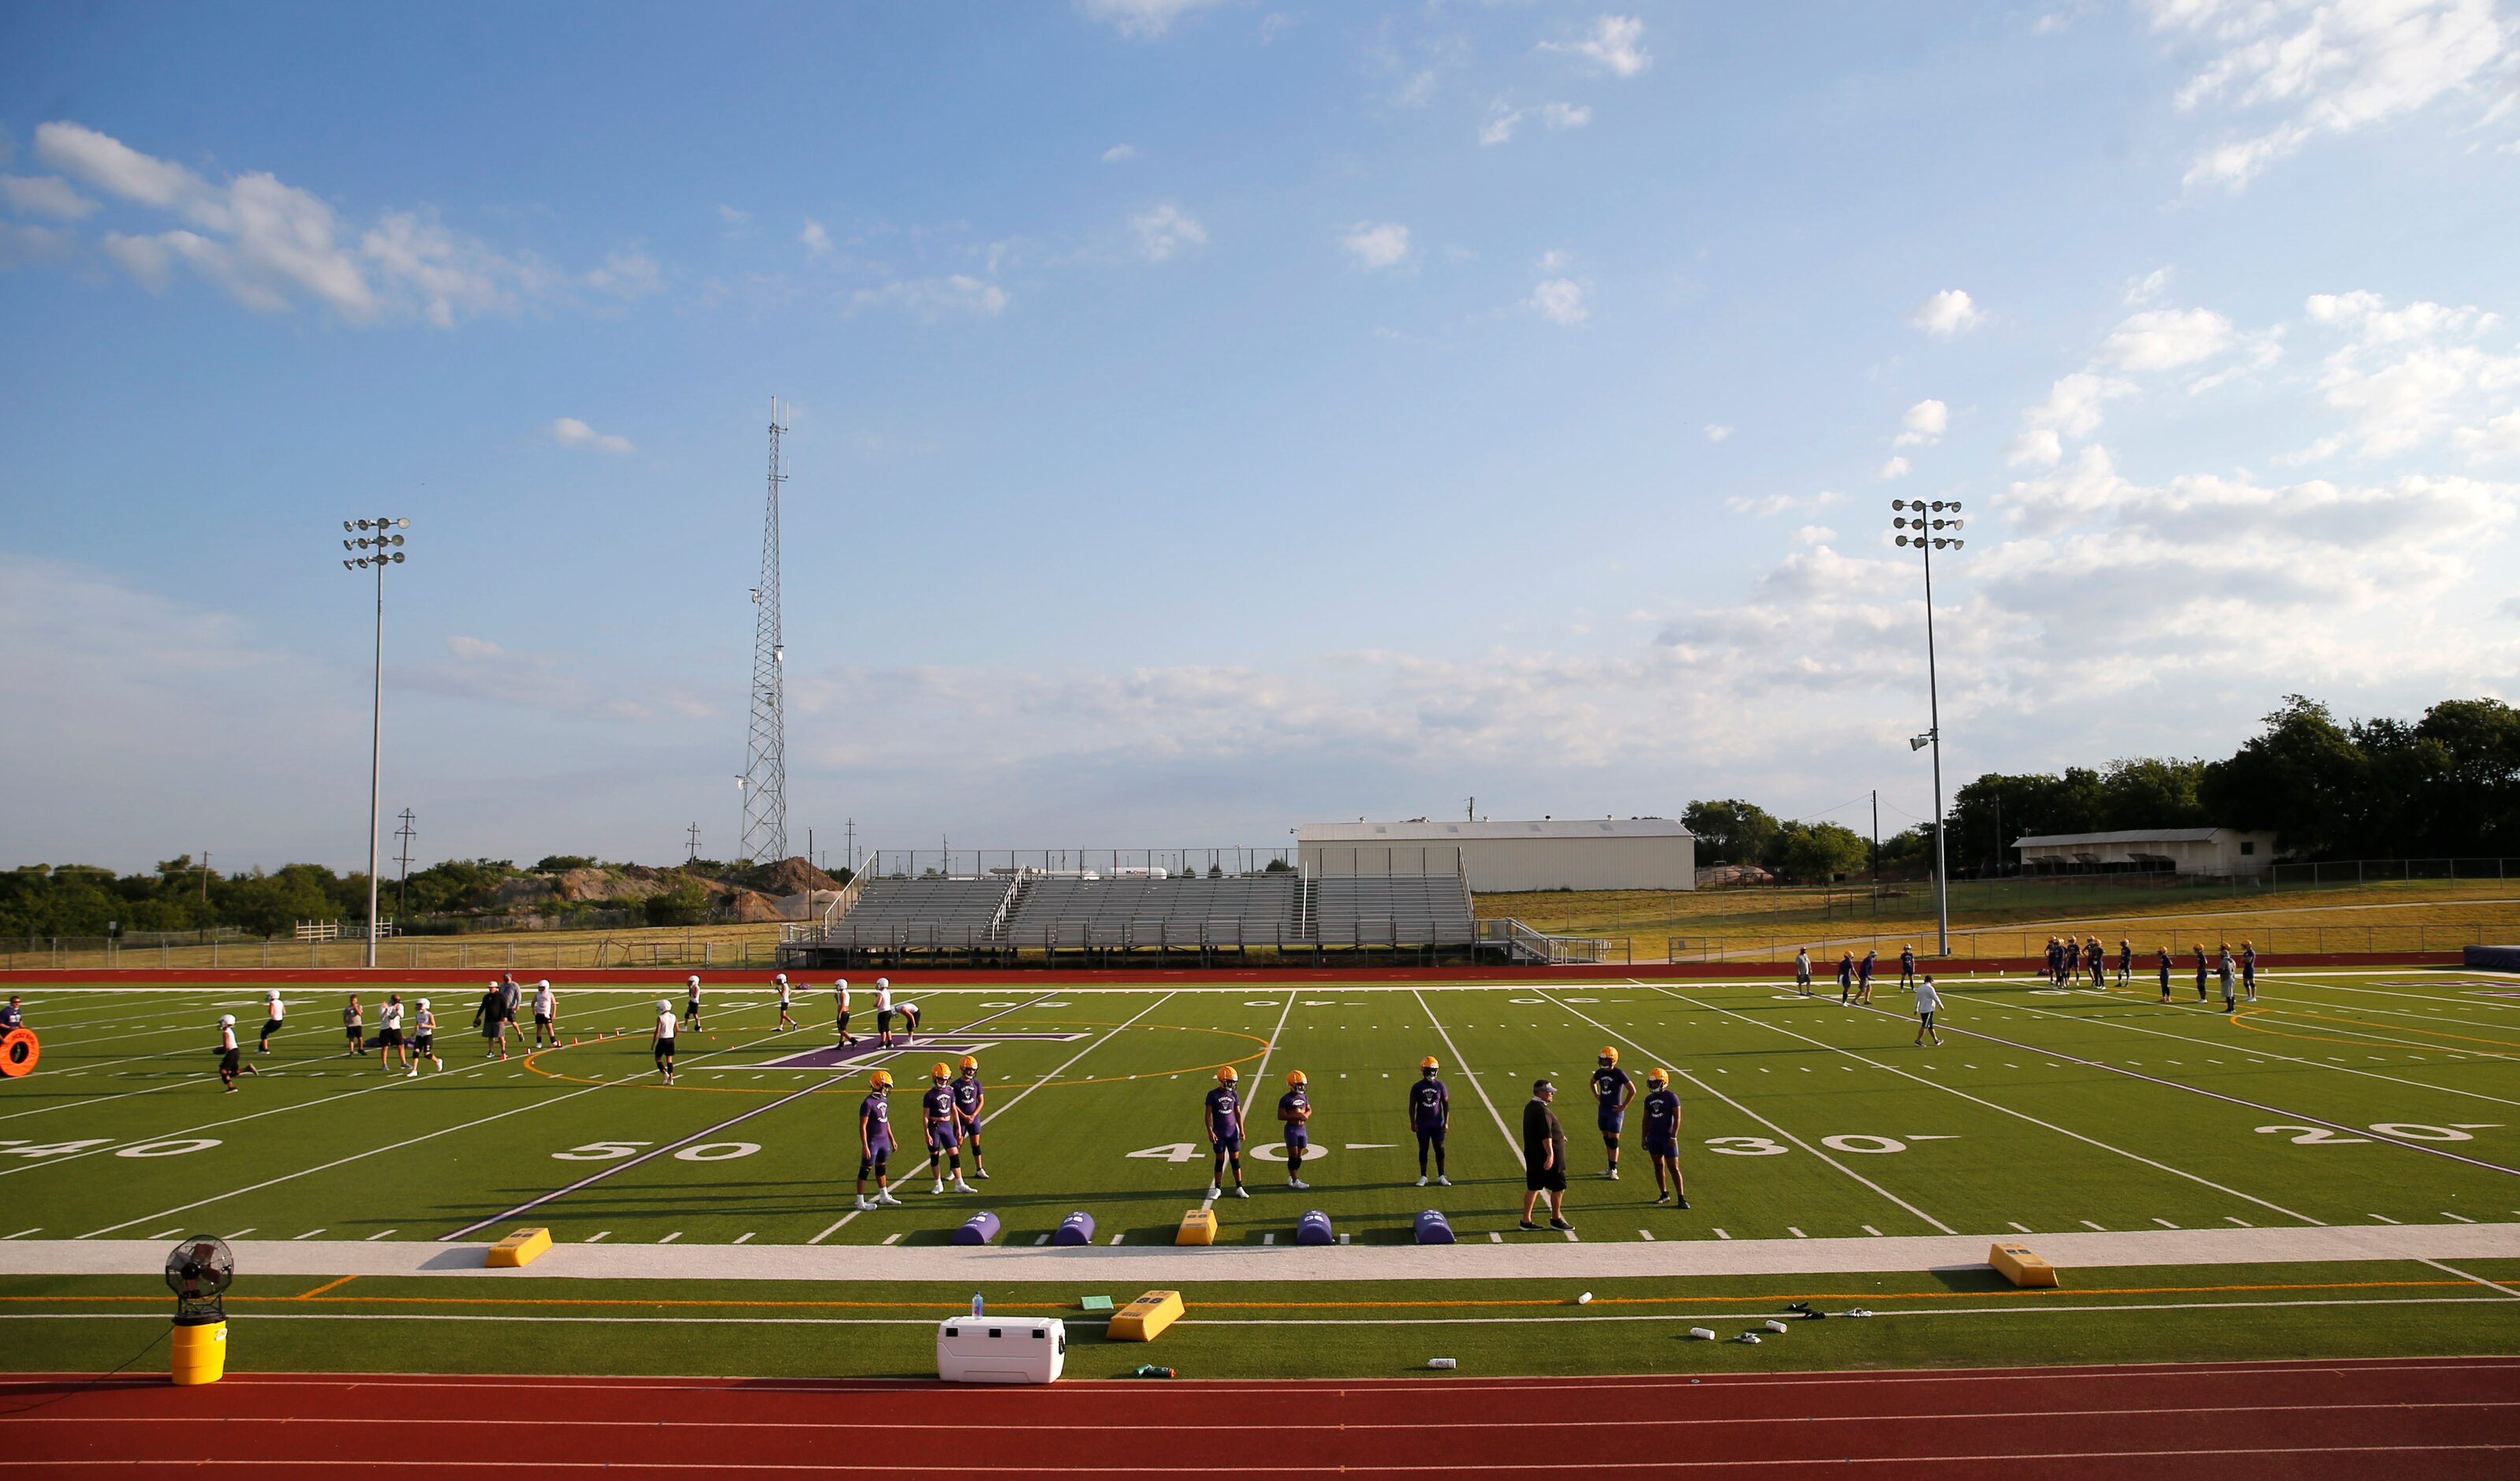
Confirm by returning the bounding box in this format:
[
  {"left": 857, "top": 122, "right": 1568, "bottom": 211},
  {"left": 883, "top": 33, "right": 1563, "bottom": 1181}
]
[
  {"left": 2012, "top": 827, "right": 2252, "bottom": 848},
  {"left": 1301, "top": 819, "right": 1691, "bottom": 843}
]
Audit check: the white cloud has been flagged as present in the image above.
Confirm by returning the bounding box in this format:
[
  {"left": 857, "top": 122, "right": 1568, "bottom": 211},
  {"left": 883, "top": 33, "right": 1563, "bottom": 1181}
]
[
  {"left": 584, "top": 249, "right": 662, "bottom": 300},
  {"left": 2455, "top": 408, "right": 2520, "bottom": 464},
  {"left": 0, "top": 220, "right": 73, "bottom": 267},
  {"left": 2124, "top": 267, "right": 2173, "bottom": 304},
  {"left": 1132, "top": 203, "right": 1207, "bottom": 263},
  {"left": 848, "top": 274, "right": 1010, "bottom": 319},
  {"left": 1393, "top": 70, "right": 1437, "bottom": 108},
  {"left": 1704, "top": 423, "right": 1734, "bottom": 443},
  {"left": 1540, "top": 102, "right": 1593, "bottom": 130},
  {"left": 1480, "top": 104, "right": 1523, "bottom": 146},
  {"left": 1258, "top": 13, "right": 1298, "bottom": 44},
  {"left": 1482, "top": 101, "right": 1593, "bottom": 144},
  {"left": 32, "top": 121, "right": 592, "bottom": 328},
  {"left": 1879, "top": 456, "right": 1912, "bottom": 480},
  {"left": 1, "top": 173, "right": 98, "bottom": 220},
  {"left": 2007, "top": 371, "right": 2137, "bottom": 466},
  {"left": 2100, "top": 307, "right": 2234, "bottom": 369},
  {"left": 1726, "top": 490, "right": 1845, "bottom": 517},
  {"left": 1907, "top": 288, "right": 1985, "bottom": 338},
  {"left": 1895, "top": 398, "right": 1949, "bottom": 447},
  {"left": 2006, "top": 427, "right": 2066, "bottom": 468},
  {"left": 551, "top": 417, "right": 636, "bottom": 455},
  {"left": 1340, "top": 222, "right": 1412, "bottom": 270},
  {"left": 418, "top": 634, "right": 711, "bottom": 724},
  {"left": 2301, "top": 289, "right": 2519, "bottom": 459},
  {"left": 1792, "top": 524, "right": 1837, "bottom": 547},
  {"left": 1541, "top": 14, "right": 1652, "bottom": 77},
  {"left": 1077, "top": 0, "right": 1221, "bottom": 39},
  {"left": 2152, "top": 0, "right": 2516, "bottom": 191},
  {"left": 800, "top": 219, "right": 834, "bottom": 256},
  {"left": 1526, "top": 278, "right": 1589, "bottom": 325},
  {"left": 715, "top": 204, "right": 749, "bottom": 228},
  {"left": 1536, "top": 248, "right": 1571, "bottom": 271},
  {"left": 1101, "top": 144, "right": 1138, "bottom": 164}
]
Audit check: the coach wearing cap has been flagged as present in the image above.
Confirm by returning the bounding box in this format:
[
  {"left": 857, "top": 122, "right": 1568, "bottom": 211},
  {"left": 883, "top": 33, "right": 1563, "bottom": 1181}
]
[{"left": 1519, "top": 1079, "right": 1573, "bottom": 1233}]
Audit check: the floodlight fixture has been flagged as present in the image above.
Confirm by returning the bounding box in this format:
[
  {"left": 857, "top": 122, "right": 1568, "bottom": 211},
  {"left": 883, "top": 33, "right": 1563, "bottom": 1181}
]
[
  {"left": 1910, "top": 733, "right": 1932, "bottom": 752},
  {"left": 1887, "top": 498, "right": 1966, "bottom": 954}
]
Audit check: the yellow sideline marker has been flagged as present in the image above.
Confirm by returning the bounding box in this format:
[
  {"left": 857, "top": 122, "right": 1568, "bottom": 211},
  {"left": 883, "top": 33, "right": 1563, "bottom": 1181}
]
[
  {"left": 486, "top": 1229, "right": 554, "bottom": 1268},
  {"left": 1988, "top": 1241, "right": 2059, "bottom": 1289},
  {"left": 1175, "top": 1209, "right": 1218, "bottom": 1246},
  {"left": 1107, "top": 1290, "right": 1185, "bottom": 1341}
]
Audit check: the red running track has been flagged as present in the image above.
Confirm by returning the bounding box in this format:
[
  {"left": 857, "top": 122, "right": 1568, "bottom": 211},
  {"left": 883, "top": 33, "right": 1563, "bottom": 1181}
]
[{"left": 4, "top": 1357, "right": 2517, "bottom": 1476}]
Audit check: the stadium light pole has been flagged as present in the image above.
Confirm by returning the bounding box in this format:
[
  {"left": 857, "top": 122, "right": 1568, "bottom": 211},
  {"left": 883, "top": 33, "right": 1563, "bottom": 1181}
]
[
  {"left": 1891, "top": 499, "right": 1962, "bottom": 957},
  {"left": 342, "top": 517, "right": 410, "bottom": 968}
]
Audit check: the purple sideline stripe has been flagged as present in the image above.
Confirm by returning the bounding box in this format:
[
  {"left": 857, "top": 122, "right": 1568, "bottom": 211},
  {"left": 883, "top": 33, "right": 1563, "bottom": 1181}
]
[{"left": 438, "top": 991, "right": 1062, "bottom": 1240}]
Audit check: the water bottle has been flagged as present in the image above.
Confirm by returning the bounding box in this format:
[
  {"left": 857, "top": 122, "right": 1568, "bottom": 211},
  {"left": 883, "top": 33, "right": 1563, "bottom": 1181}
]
[{"left": 970, "top": 1293, "right": 984, "bottom": 1317}]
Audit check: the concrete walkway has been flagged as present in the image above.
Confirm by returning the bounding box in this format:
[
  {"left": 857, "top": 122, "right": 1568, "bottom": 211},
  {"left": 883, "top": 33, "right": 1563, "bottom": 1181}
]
[{"left": 8, "top": 1222, "right": 2517, "bottom": 1286}]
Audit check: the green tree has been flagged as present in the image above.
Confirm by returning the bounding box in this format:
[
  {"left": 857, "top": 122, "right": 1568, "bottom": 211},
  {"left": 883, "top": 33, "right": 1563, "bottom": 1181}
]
[
  {"left": 1683, "top": 799, "right": 1783, "bottom": 867},
  {"left": 2201, "top": 696, "right": 2365, "bottom": 856},
  {"left": 644, "top": 878, "right": 710, "bottom": 927},
  {"left": 1771, "top": 821, "right": 1867, "bottom": 882}
]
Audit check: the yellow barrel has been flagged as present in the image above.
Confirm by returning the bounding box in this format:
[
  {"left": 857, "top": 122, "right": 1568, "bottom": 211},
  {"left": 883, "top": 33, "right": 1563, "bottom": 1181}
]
[{"left": 170, "top": 1316, "right": 227, "bottom": 1385}]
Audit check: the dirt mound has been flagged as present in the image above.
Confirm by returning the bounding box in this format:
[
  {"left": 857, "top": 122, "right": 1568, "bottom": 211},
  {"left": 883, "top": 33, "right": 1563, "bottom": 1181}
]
[
  {"left": 756, "top": 856, "right": 840, "bottom": 895},
  {"left": 1696, "top": 864, "right": 1779, "bottom": 888},
  {"left": 724, "top": 889, "right": 787, "bottom": 923},
  {"left": 552, "top": 867, "right": 666, "bottom": 903}
]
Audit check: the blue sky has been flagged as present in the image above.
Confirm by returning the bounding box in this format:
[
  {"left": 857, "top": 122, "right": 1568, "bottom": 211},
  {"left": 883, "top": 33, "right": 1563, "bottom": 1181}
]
[{"left": 4, "top": 1, "right": 2518, "bottom": 874}]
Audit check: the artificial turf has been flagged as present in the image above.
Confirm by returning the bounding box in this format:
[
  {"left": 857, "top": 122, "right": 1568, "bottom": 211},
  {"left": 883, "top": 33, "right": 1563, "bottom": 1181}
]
[{"left": 4, "top": 969, "right": 2518, "bottom": 1378}]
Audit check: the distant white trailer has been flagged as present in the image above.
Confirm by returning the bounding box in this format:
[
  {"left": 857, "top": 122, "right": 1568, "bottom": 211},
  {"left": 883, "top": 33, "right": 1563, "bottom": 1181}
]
[
  {"left": 2012, "top": 827, "right": 2279, "bottom": 878},
  {"left": 1299, "top": 819, "right": 1694, "bottom": 893}
]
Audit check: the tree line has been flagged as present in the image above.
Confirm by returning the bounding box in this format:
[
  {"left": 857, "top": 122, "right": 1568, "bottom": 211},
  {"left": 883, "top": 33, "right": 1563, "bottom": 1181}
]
[{"left": 1689, "top": 696, "right": 2519, "bottom": 882}]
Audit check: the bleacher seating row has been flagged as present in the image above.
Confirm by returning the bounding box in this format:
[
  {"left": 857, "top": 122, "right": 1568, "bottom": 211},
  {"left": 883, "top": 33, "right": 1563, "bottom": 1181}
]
[{"left": 790, "top": 868, "right": 1476, "bottom": 964}]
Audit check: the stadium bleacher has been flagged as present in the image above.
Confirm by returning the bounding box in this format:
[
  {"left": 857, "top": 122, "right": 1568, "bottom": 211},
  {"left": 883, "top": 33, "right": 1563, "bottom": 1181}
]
[{"left": 783, "top": 865, "right": 1480, "bottom": 969}]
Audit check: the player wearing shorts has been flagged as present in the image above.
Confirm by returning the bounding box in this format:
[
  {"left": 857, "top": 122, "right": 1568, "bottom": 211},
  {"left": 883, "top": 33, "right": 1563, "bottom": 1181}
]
[
  {"left": 342, "top": 996, "right": 364, "bottom": 1056},
  {"left": 256, "top": 990, "right": 286, "bottom": 1054},
  {"left": 774, "top": 974, "right": 796, "bottom": 1032},
  {"left": 1898, "top": 944, "right": 1917, "bottom": 990},
  {"left": 532, "top": 980, "right": 557, "bottom": 1048},
  {"left": 833, "top": 978, "right": 854, "bottom": 1046},
  {"left": 684, "top": 975, "right": 704, "bottom": 1030},
  {"left": 2241, "top": 941, "right": 2258, "bottom": 1003},
  {"left": 1857, "top": 949, "right": 1878, "bottom": 1005},
  {"left": 1639, "top": 1068, "right": 1686, "bottom": 1207},
  {"left": 872, "top": 979, "right": 895, "bottom": 1047},
  {"left": 1409, "top": 1057, "right": 1451, "bottom": 1186},
  {"left": 854, "top": 1069, "right": 902, "bottom": 1209},
  {"left": 409, "top": 999, "right": 442, "bottom": 1076},
  {"left": 1794, "top": 948, "right": 1813, "bottom": 995},
  {"left": 498, "top": 976, "right": 525, "bottom": 1052},
  {"left": 1913, "top": 974, "right": 1944, "bottom": 1046},
  {"left": 474, "top": 981, "right": 509, "bottom": 1060},
  {"left": 215, "top": 1015, "right": 257, "bottom": 1091},
  {"left": 651, "top": 998, "right": 678, "bottom": 1084},
  {"left": 1279, "top": 1071, "right": 1312, "bottom": 1190},
  {"left": 1204, "top": 1066, "right": 1248, "bottom": 1199},
  {"left": 1590, "top": 1046, "right": 1634, "bottom": 1179},
  {"left": 953, "top": 1057, "right": 989, "bottom": 1179},
  {"left": 377, "top": 995, "right": 407, "bottom": 1072},
  {"left": 923, "top": 1064, "right": 974, "bottom": 1194}
]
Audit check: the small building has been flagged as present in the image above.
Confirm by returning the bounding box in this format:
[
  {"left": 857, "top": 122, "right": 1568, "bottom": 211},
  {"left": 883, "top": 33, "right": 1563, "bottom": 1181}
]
[
  {"left": 1298, "top": 819, "right": 1695, "bottom": 893},
  {"left": 2012, "top": 827, "right": 2279, "bottom": 878}
]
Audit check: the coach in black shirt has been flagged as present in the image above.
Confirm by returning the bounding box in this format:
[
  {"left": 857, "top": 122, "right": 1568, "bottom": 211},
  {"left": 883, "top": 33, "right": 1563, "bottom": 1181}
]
[{"left": 1519, "top": 1079, "right": 1573, "bottom": 1232}]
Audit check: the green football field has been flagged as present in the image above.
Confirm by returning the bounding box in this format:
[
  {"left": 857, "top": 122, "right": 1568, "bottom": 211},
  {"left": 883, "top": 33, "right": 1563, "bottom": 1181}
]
[{"left": 3, "top": 968, "right": 2517, "bottom": 1378}]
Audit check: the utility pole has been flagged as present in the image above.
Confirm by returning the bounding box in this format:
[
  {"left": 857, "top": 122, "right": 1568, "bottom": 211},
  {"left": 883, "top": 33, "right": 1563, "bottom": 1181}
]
[
  {"left": 199, "top": 851, "right": 211, "bottom": 908},
  {"left": 393, "top": 809, "right": 416, "bottom": 923},
  {"left": 1465, "top": 796, "right": 1475, "bottom": 822},
  {"left": 1870, "top": 790, "right": 1880, "bottom": 916},
  {"left": 686, "top": 823, "right": 701, "bottom": 864},
  {"left": 845, "top": 818, "right": 856, "bottom": 878},
  {"left": 1992, "top": 795, "right": 2003, "bottom": 879}
]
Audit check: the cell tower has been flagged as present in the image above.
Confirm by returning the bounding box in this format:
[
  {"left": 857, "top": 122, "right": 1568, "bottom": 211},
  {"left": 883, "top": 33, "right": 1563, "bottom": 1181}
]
[{"left": 740, "top": 398, "right": 790, "bottom": 865}]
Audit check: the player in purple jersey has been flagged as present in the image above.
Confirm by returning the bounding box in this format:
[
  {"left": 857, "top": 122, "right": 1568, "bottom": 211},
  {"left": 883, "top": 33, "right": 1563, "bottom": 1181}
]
[
  {"left": 953, "top": 1056, "right": 990, "bottom": 1180},
  {"left": 1836, "top": 952, "right": 1856, "bottom": 1004},
  {"left": 1409, "top": 1057, "right": 1451, "bottom": 1187},
  {"left": 1857, "top": 949, "right": 1878, "bottom": 1005},
  {"left": 1898, "top": 945, "right": 1917, "bottom": 991},
  {"left": 1203, "top": 1065, "right": 1248, "bottom": 1199},
  {"left": 1589, "top": 1047, "right": 1634, "bottom": 1180},
  {"left": 853, "top": 1069, "right": 902, "bottom": 1211},
  {"left": 2241, "top": 941, "right": 2258, "bottom": 1002},
  {"left": 1277, "top": 1071, "right": 1313, "bottom": 1190},
  {"left": 922, "top": 1063, "right": 974, "bottom": 1195},
  {"left": 1638, "top": 1068, "right": 1687, "bottom": 1208}
]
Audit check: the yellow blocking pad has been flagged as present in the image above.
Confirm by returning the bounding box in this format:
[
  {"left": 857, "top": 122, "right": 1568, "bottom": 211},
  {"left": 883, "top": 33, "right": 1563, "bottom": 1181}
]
[
  {"left": 1175, "top": 1209, "right": 1218, "bottom": 1246},
  {"left": 1107, "top": 1289, "right": 1185, "bottom": 1342},
  {"left": 487, "top": 1228, "right": 554, "bottom": 1268},
  {"left": 1988, "top": 1241, "right": 2059, "bottom": 1288}
]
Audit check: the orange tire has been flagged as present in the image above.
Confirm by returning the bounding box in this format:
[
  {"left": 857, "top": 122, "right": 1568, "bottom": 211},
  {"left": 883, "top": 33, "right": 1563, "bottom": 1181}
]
[{"left": 0, "top": 1028, "right": 36, "bottom": 1078}]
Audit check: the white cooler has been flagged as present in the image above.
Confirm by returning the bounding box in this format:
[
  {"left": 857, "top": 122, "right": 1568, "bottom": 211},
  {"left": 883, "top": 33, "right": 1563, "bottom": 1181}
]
[{"left": 936, "top": 1315, "right": 1066, "bottom": 1384}]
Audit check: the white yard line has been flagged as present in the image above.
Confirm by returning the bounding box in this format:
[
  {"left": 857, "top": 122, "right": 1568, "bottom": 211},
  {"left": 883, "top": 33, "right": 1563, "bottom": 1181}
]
[
  {"left": 1851, "top": 998, "right": 2520, "bottom": 1181},
  {"left": 1641, "top": 984, "right": 2327, "bottom": 1227},
  {"left": 1556, "top": 990, "right": 1957, "bottom": 1234},
  {"left": 2421, "top": 1257, "right": 2520, "bottom": 1299},
  {"left": 809, "top": 990, "right": 1179, "bottom": 1245}
]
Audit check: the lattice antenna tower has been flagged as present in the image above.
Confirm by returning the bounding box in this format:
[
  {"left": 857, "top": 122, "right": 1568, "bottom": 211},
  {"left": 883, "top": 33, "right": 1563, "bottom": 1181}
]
[{"left": 740, "top": 398, "right": 790, "bottom": 865}]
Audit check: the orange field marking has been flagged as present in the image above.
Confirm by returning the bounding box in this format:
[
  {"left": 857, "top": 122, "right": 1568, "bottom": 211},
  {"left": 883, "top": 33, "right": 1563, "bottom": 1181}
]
[{"left": 2233, "top": 1006, "right": 2520, "bottom": 1056}]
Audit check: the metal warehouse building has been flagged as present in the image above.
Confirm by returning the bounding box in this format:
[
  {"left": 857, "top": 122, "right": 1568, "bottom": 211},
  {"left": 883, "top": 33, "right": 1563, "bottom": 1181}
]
[
  {"left": 1297, "top": 819, "right": 1695, "bottom": 892},
  {"left": 2013, "top": 826, "right": 2280, "bottom": 878}
]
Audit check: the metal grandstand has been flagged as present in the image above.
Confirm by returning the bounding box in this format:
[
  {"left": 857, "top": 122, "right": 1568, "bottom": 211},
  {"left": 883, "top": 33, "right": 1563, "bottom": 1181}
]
[{"left": 778, "top": 852, "right": 1482, "bottom": 968}]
